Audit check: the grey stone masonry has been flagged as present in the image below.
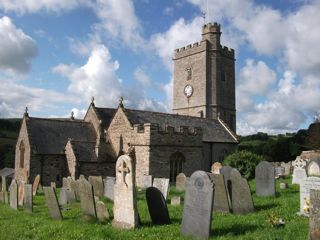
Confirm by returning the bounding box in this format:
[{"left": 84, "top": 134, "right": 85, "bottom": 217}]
[{"left": 255, "top": 161, "right": 275, "bottom": 197}]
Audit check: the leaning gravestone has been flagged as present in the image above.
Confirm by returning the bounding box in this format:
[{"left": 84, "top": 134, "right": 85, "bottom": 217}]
[
  {"left": 112, "top": 154, "right": 139, "bottom": 229},
  {"left": 96, "top": 201, "right": 109, "bottom": 222},
  {"left": 292, "top": 156, "right": 308, "bottom": 184},
  {"left": 220, "top": 166, "right": 233, "bottom": 206},
  {"left": 309, "top": 189, "right": 320, "bottom": 240},
  {"left": 299, "top": 177, "right": 320, "bottom": 215},
  {"left": 211, "top": 162, "right": 222, "bottom": 174},
  {"left": 18, "top": 181, "right": 25, "bottom": 206},
  {"left": 24, "top": 184, "right": 33, "bottom": 213},
  {"left": 9, "top": 180, "right": 18, "bottom": 210},
  {"left": 43, "top": 187, "right": 62, "bottom": 220},
  {"left": 141, "top": 175, "right": 153, "bottom": 189},
  {"left": 32, "top": 175, "right": 40, "bottom": 196},
  {"left": 255, "top": 161, "right": 275, "bottom": 197},
  {"left": 208, "top": 173, "right": 230, "bottom": 213},
  {"left": 146, "top": 187, "right": 171, "bottom": 225},
  {"left": 79, "top": 179, "right": 97, "bottom": 218},
  {"left": 176, "top": 173, "right": 187, "bottom": 191},
  {"left": 104, "top": 176, "right": 116, "bottom": 201},
  {"left": 230, "top": 168, "right": 254, "bottom": 214},
  {"left": 307, "top": 159, "right": 320, "bottom": 177},
  {"left": 181, "top": 171, "right": 215, "bottom": 239},
  {"left": 153, "top": 178, "right": 170, "bottom": 200},
  {"left": 88, "top": 176, "right": 104, "bottom": 197}
]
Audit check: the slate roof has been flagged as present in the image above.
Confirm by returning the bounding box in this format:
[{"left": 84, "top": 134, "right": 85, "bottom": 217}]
[
  {"left": 0, "top": 168, "right": 15, "bottom": 177},
  {"left": 70, "top": 140, "right": 97, "bottom": 162},
  {"left": 94, "top": 107, "right": 117, "bottom": 129},
  {"left": 121, "top": 108, "right": 238, "bottom": 143},
  {"left": 27, "top": 117, "right": 96, "bottom": 155}
]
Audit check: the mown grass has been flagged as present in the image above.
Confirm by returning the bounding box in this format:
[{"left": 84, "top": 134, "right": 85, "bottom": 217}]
[{"left": 0, "top": 177, "right": 308, "bottom": 240}]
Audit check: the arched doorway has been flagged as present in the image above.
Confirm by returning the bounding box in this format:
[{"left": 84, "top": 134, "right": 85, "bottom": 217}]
[{"left": 169, "top": 152, "right": 185, "bottom": 182}]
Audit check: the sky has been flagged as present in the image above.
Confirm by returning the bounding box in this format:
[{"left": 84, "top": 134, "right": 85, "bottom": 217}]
[{"left": 0, "top": 0, "right": 319, "bottom": 135}]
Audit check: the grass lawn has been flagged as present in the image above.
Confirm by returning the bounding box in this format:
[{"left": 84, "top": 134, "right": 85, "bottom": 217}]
[{"left": 0, "top": 177, "right": 308, "bottom": 240}]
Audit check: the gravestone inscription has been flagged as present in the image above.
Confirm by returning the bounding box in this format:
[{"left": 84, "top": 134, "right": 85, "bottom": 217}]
[
  {"left": 299, "top": 177, "right": 320, "bottom": 215},
  {"left": 309, "top": 189, "right": 320, "bottom": 240}
]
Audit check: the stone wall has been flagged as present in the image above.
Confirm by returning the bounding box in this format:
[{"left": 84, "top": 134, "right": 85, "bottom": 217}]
[{"left": 78, "top": 162, "right": 115, "bottom": 178}]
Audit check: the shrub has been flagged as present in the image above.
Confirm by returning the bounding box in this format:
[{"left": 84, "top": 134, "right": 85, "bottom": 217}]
[{"left": 223, "top": 150, "right": 265, "bottom": 179}]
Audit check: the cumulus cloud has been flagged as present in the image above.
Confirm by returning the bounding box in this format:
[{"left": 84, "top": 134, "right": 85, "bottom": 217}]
[
  {"left": 134, "top": 68, "right": 152, "bottom": 86},
  {"left": 0, "top": 16, "right": 37, "bottom": 75}
]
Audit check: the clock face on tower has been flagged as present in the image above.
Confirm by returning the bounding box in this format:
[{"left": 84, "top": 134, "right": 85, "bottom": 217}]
[{"left": 184, "top": 84, "right": 193, "bottom": 97}]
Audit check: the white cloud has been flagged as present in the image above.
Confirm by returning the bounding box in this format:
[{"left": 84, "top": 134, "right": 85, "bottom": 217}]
[
  {"left": 133, "top": 68, "right": 152, "bottom": 85},
  {"left": 0, "top": 16, "right": 37, "bottom": 75}
]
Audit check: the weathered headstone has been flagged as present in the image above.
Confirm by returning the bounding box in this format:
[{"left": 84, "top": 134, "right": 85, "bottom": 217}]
[
  {"left": 211, "top": 162, "right": 222, "bottom": 174},
  {"left": 9, "top": 179, "right": 18, "bottom": 210},
  {"left": 300, "top": 177, "right": 320, "bottom": 215},
  {"left": 104, "top": 176, "right": 115, "bottom": 201},
  {"left": 50, "top": 182, "right": 56, "bottom": 189},
  {"left": 59, "top": 188, "right": 76, "bottom": 205},
  {"left": 96, "top": 201, "right": 109, "bottom": 222},
  {"left": 18, "top": 181, "right": 25, "bottom": 206},
  {"left": 70, "top": 180, "right": 80, "bottom": 200},
  {"left": 230, "top": 168, "right": 254, "bottom": 214},
  {"left": 88, "top": 176, "right": 104, "bottom": 197},
  {"left": 146, "top": 187, "right": 171, "bottom": 225},
  {"left": 176, "top": 173, "right": 187, "bottom": 191},
  {"left": 307, "top": 159, "right": 320, "bottom": 177},
  {"left": 24, "top": 184, "right": 33, "bottom": 213},
  {"left": 2, "top": 176, "right": 7, "bottom": 192},
  {"left": 43, "top": 186, "right": 62, "bottom": 220},
  {"left": 281, "top": 162, "right": 291, "bottom": 176},
  {"left": 292, "top": 156, "right": 308, "bottom": 184},
  {"left": 79, "top": 179, "right": 97, "bottom": 218},
  {"left": 309, "top": 189, "right": 320, "bottom": 240},
  {"left": 32, "top": 175, "right": 40, "bottom": 196},
  {"left": 112, "top": 154, "right": 139, "bottom": 229},
  {"left": 153, "top": 178, "right": 170, "bottom": 200},
  {"left": 255, "top": 161, "right": 275, "bottom": 197},
  {"left": 181, "top": 171, "right": 215, "bottom": 239},
  {"left": 62, "top": 177, "right": 72, "bottom": 190},
  {"left": 220, "top": 166, "right": 233, "bottom": 207},
  {"left": 141, "top": 175, "right": 153, "bottom": 189},
  {"left": 275, "top": 166, "right": 285, "bottom": 177},
  {"left": 208, "top": 173, "right": 230, "bottom": 213},
  {"left": 171, "top": 196, "right": 181, "bottom": 206},
  {"left": 79, "top": 174, "right": 86, "bottom": 180}
]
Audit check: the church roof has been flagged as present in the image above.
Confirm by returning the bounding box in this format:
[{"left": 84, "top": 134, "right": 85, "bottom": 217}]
[
  {"left": 94, "top": 107, "right": 117, "bottom": 129},
  {"left": 122, "top": 108, "right": 238, "bottom": 143},
  {"left": 69, "top": 140, "right": 97, "bottom": 162},
  {"left": 27, "top": 117, "right": 96, "bottom": 155},
  {"left": 0, "top": 168, "right": 15, "bottom": 178}
]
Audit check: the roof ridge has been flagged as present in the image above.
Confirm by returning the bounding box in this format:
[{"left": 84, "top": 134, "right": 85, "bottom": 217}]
[{"left": 29, "top": 117, "right": 89, "bottom": 124}]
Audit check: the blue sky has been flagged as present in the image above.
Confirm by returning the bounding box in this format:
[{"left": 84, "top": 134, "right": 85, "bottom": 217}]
[{"left": 0, "top": 0, "right": 319, "bottom": 135}]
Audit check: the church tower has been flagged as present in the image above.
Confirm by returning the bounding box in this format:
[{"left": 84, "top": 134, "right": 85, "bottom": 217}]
[{"left": 172, "top": 22, "right": 236, "bottom": 133}]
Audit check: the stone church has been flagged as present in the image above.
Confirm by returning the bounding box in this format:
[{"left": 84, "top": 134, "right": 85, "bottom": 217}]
[{"left": 14, "top": 22, "right": 238, "bottom": 187}]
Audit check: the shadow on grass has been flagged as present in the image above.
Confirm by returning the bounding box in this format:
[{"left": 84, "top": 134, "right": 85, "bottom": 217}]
[
  {"left": 255, "top": 203, "right": 277, "bottom": 211},
  {"left": 213, "top": 222, "right": 259, "bottom": 237}
]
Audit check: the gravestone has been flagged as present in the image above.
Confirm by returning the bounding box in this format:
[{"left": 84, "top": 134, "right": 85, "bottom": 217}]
[
  {"left": 141, "top": 175, "right": 153, "bottom": 189},
  {"left": 309, "top": 189, "right": 320, "bottom": 240},
  {"left": 79, "top": 179, "right": 97, "bottom": 218},
  {"left": 32, "top": 175, "right": 40, "bottom": 196},
  {"left": 171, "top": 196, "right": 181, "bottom": 206},
  {"left": 88, "top": 176, "right": 104, "bottom": 197},
  {"left": 70, "top": 180, "right": 80, "bottom": 200},
  {"left": 255, "top": 161, "right": 275, "bottom": 197},
  {"left": 211, "top": 162, "right": 222, "bottom": 174},
  {"left": 43, "top": 187, "right": 62, "bottom": 220},
  {"left": 153, "top": 178, "right": 170, "bottom": 200},
  {"left": 96, "top": 201, "right": 109, "bottom": 221},
  {"left": 230, "top": 168, "right": 254, "bottom": 214},
  {"left": 275, "top": 166, "right": 285, "bottom": 177},
  {"left": 2, "top": 176, "right": 7, "bottom": 192},
  {"left": 208, "top": 173, "right": 230, "bottom": 213},
  {"left": 112, "top": 154, "right": 139, "bottom": 229},
  {"left": 181, "top": 171, "right": 214, "bottom": 239},
  {"left": 146, "top": 187, "right": 171, "bottom": 225},
  {"left": 104, "top": 176, "right": 116, "bottom": 201},
  {"left": 176, "top": 173, "right": 187, "bottom": 191},
  {"left": 281, "top": 162, "right": 291, "bottom": 175},
  {"left": 307, "top": 159, "right": 320, "bottom": 177},
  {"left": 24, "top": 184, "right": 33, "bottom": 213},
  {"left": 299, "top": 177, "right": 320, "bottom": 215},
  {"left": 59, "top": 188, "right": 76, "bottom": 205},
  {"left": 220, "top": 166, "right": 233, "bottom": 206},
  {"left": 62, "top": 177, "right": 72, "bottom": 189},
  {"left": 18, "top": 181, "right": 25, "bottom": 206},
  {"left": 50, "top": 182, "right": 56, "bottom": 189},
  {"left": 9, "top": 179, "right": 18, "bottom": 210},
  {"left": 292, "top": 156, "right": 308, "bottom": 184}
]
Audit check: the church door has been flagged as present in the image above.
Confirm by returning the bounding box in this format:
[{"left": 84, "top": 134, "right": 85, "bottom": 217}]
[{"left": 169, "top": 152, "right": 185, "bottom": 182}]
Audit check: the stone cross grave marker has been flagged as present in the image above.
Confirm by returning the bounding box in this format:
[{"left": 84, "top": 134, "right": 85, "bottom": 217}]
[
  {"left": 104, "top": 176, "right": 115, "bottom": 201},
  {"left": 255, "top": 161, "right": 275, "bottom": 197},
  {"left": 171, "top": 196, "right": 181, "bottom": 206},
  {"left": 146, "top": 187, "right": 171, "bottom": 225},
  {"left": 32, "top": 175, "right": 40, "bottom": 196},
  {"left": 309, "top": 189, "right": 320, "bottom": 240},
  {"left": 9, "top": 179, "right": 18, "bottom": 210},
  {"left": 88, "top": 176, "right": 104, "bottom": 197},
  {"left": 181, "top": 171, "right": 215, "bottom": 239},
  {"left": 43, "top": 186, "right": 62, "bottom": 220},
  {"left": 18, "top": 181, "right": 25, "bottom": 206},
  {"left": 176, "top": 173, "right": 187, "bottom": 191},
  {"left": 299, "top": 177, "right": 320, "bottom": 215},
  {"left": 112, "top": 154, "right": 139, "bottom": 229},
  {"left": 153, "top": 178, "right": 170, "bottom": 200},
  {"left": 24, "top": 184, "right": 33, "bottom": 213},
  {"left": 230, "top": 168, "right": 254, "bottom": 214},
  {"left": 307, "top": 159, "right": 320, "bottom": 177},
  {"left": 208, "top": 173, "right": 230, "bottom": 213},
  {"left": 292, "top": 156, "right": 307, "bottom": 184},
  {"left": 96, "top": 201, "right": 109, "bottom": 222},
  {"left": 141, "top": 175, "right": 153, "bottom": 189},
  {"left": 211, "top": 162, "right": 222, "bottom": 174},
  {"left": 79, "top": 179, "right": 97, "bottom": 218}
]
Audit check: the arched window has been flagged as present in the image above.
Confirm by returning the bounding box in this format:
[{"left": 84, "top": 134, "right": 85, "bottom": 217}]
[
  {"left": 19, "top": 141, "right": 25, "bottom": 168},
  {"left": 169, "top": 152, "right": 185, "bottom": 182}
]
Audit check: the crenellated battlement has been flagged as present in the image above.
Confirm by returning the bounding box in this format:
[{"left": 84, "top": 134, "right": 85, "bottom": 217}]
[
  {"left": 174, "top": 41, "right": 205, "bottom": 56},
  {"left": 221, "top": 46, "right": 235, "bottom": 58},
  {"left": 202, "top": 22, "right": 221, "bottom": 34},
  {"left": 133, "top": 123, "right": 202, "bottom": 136}
]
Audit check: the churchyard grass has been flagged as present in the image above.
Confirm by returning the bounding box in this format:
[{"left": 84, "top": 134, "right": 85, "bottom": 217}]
[{"left": 0, "top": 177, "right": 308, "bottom": 240}]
